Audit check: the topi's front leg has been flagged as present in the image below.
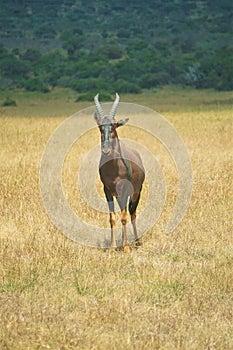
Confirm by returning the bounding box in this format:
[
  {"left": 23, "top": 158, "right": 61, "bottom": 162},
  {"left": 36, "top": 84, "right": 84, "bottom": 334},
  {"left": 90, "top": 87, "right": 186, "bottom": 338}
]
[
  {"left": 104, "top": 186, "right": 117, "bottom": 249},
  {"left": 121, "top": 208, "right": 131, "bottom": 253},
  {"left": 109, "top": 212, "right": 116, "bottom": 249}
]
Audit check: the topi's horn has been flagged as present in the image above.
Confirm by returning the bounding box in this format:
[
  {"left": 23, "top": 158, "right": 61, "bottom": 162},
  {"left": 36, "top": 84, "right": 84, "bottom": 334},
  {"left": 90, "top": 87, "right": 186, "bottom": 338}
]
[
  {"left": 94, "top": 93, "right": 105, "bottom": 119},
  {"left": 109, "top": 93, "right": 120, "bottom": 120}
]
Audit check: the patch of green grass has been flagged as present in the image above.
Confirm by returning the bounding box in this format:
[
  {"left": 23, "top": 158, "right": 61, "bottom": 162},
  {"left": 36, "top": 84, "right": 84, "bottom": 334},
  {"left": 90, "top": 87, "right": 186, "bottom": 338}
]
[
  {"left": 136, "top": 280, "right": 185, "bottom": 306},
  {"left": 0, "top": 278, "right": 36, "bottom": 293}
]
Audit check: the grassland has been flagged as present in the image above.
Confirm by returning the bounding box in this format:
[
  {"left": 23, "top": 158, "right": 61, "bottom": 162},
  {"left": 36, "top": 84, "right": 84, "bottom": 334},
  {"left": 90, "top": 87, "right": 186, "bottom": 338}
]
[{"left": 0, "top": 87, "right": 232, "bottom": 349}]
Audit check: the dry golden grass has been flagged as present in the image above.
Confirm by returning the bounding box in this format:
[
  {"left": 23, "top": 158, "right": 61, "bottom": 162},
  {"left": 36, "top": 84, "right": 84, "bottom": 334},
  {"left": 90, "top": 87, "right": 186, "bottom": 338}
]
[{"left": 0, "top": 87, "right": 232, "bottom": 349}]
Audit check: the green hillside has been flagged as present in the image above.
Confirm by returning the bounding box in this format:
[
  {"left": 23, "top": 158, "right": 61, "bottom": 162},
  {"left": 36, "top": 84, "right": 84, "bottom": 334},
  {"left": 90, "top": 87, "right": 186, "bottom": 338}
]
[{"left": 0, "top": 0, "right": 232, "bottom": 93}]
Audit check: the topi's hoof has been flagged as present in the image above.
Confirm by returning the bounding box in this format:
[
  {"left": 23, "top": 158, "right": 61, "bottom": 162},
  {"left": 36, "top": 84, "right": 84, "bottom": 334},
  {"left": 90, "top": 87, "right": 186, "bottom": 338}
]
[
  {"left": 135, "top": 239, "right": 142, "bottom": 247},
  {"left": 124, "top": 245, "right": 132, "bottom": 253},
  {"left": 109, "top": 246, "right": 117, "bottom": 253}
]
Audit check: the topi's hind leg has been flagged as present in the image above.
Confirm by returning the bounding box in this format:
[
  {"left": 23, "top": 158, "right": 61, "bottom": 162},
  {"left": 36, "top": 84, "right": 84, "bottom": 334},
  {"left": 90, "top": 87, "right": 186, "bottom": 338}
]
[{"left": 129, "top": 191, "right": 142, "bottom": 246}]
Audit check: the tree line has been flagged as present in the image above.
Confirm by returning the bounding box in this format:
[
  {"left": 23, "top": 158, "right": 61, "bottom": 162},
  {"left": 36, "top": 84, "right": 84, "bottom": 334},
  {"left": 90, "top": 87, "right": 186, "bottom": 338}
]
[{"left": 0, "top": 0, "right": 232, "bottom": 95}]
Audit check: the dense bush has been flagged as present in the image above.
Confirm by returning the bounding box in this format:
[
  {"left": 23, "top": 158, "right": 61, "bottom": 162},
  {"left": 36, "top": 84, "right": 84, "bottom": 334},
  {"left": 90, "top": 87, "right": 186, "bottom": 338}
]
[
  {"left": 114, "top": 79, "right": 141, "bottom": 94},
  {"left": 75, "top": 92, "right": 113, "bottom": 102},
  {"left": 1, "top": 97, "right": 17, "bottom": 106},
  {"left": 19, "top": 78, "right": 50, "bottom": 93}
]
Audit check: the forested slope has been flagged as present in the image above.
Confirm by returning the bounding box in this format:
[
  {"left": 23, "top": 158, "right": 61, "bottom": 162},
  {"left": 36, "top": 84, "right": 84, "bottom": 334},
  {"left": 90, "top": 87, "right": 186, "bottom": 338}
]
[{"left": 0, "top": 0, "right": 232, "bottom": 93}]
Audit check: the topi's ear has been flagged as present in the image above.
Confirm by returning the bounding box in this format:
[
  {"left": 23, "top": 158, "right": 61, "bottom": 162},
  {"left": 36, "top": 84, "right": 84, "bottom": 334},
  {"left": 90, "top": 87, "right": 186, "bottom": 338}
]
[{"left": 116, "top": 118, "right": 129, "bottom": 128}]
